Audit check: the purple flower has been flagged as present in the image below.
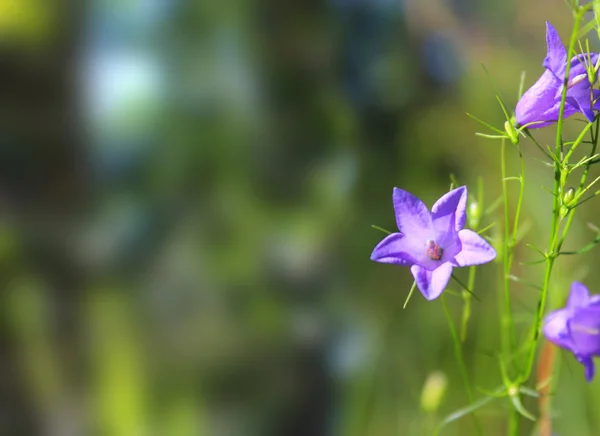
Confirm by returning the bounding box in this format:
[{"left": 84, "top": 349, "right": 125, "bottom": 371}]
[
  {"left": 371, "top": 186, "right": 496, "bottom": 300},
  {"left": 515, "top": 22, "right": 600, "bottom": 129},
  {"left": 543, "top": 282, "right": 600, "bottom": 382}
]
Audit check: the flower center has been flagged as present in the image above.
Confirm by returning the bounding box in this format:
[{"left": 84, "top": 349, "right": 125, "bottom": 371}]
[{"left": 425, "top": 239, "right": 443, "bottom": 260}]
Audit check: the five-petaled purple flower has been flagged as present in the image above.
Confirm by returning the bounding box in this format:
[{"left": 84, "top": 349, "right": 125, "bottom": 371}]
[
  {"left": 543, "top": 282, "right": 600, "bottom": 382},
  {"left": 370, "top": 186, "right": 496, "bottom": 300},
  {"left": 515, "top": 22, "right": 600, "bottom": 129}
]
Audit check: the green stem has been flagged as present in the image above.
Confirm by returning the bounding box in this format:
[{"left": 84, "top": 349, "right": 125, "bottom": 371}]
[
  {"left": 500, "top": 139, "right": 516, "bottom": 359},
  {"left": 460, "top": 178, "right": 483, "bottom": 343},
  {"left": 556, "top": 8, "right": 585, "bottom": 156},
  {"left": 460, "top": 267, "right": 476, "bottom": 342},
  {"left": 510, "top": 144, "right": 526, "bottom": 250},
  {"left": 520, "top": 4, "right": 588, "bottom": 385},
  {"left": 522, "top": 256, "right": 556, "bottom": 382},
  {"left": 442, "top": 295, "right": 482, "bottom": 435},
  {"left": 558, "top": 117, "right": 600, "bottom": 252},
  {"left": 508, "top": 407, "right": 520, "bottom": 436},
  {"left": 563, "top": 121, "right": 593, "bottom": 163},
  {"left": 522, "top": 122, "right": 600, "bottom": 386}
]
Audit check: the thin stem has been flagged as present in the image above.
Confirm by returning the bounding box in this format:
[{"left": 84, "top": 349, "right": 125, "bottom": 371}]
[
  {"left": 556, "top": 8, "right": 584, "bottom": 155},
  {"left": 563, "top": 121, "right": 593, "bottom": 163},
  {"left": 500, "top": 138, "right": 516, "bottom": 358},
  {"left": 510, "top": 144, "right": 526, "bottom": 249},
  {"left": 460, "top": 266, "right": 477, "bottom": 342},
  {"left": 441, "top": 295, "right": 482, "bottom": 435},
  {"left": 508, "top": 407, "right": 520, "bottom": 436},
  {"left": 558, "top": 116, "right": 600, "bottom": 252},
  {"left": 521, "top": 6, "right": 587, "bottom": 384},
  {"left": 522, "top": 256, "right": 556, "bottom": 382},
  {"left": 461, "top": 179, "right": 483, "bottom": 343}
]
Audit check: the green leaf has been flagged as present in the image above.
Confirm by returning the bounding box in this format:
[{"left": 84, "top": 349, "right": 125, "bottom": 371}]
[
  {"left": 371, "top": 225, "right": 392, "bottom": 235},
  {"left": 519, "top": 386, "right": 540, "bottom": 398},
  {"left": 476, "top": 222, "right": 496, "bottom": 235},
  {"left": 451, "top": 274, "right": 480, "bottom": 302},
  {"left": 466, "top": 113, "right": 505, "bottom": 135},
  {"left": 475, "top": 133, "right": 506, "bottom": 140},
  {"left": 403, "top": 281, "right": 417, "bottom": 309},
  {"left": 510, "top": 394, "right": 536, "bottom": 421},
  {"left": 508, "top": 275, "right": 543, "bottom": 291},
  {"left": 559, "top": 232, "right": 600, "bottom": 255},
  {"left": 434, "top": 390, "right": 503, "bottom": 435}
]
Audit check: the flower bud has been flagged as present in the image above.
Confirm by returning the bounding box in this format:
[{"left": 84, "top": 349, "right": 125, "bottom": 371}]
[
  {"left": 420, "top": 371, "right": 448, "bottom": 413},
  {"left": 504, "top": 120, "right": 519, "bottom": 145},
  {"left": 563, "top": 187, "right": 575, "bottom": 206},
  {"left": 560, "top": 205, "right": 569, "bottom": 219},
  {"left": 467, "top": 201, "right": 481, "bottom": 230}
]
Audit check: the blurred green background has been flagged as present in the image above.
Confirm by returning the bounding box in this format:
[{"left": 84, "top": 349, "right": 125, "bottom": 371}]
[{"left": 1, "top": 0, "right": 600, "bottom": 435}]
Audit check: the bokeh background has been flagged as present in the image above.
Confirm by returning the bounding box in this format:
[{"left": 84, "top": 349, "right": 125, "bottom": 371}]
[{"left": 1, "top": 0, "right": 600, "bottom": 435}]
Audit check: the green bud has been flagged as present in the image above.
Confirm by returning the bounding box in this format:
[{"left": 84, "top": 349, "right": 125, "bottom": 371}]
[
  {"left": 563, "top": 187, "right": 575, "bottom": 206},
  {"left": 588, "top": 64, "right": 597, "bottom": 86},
  {"left": 560, "top": 205, "right": 569, "bottom": 219},
  {"left": 420, "top": 371, "right": 448, "bottom": 413},
  {"left": 467, "top": 201, "right": 481, "bottom": 230},
  {"left": 504, "top": 120, "right": 519, "bottom": 145}
]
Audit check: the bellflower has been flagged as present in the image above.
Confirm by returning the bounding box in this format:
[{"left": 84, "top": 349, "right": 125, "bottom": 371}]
[
  {"left": 515, "top": 22, "right": 600, "bottom": 129},
  {"left": 543, "top": 282, "right": 600, "bottom": 382},
  {"left": 371, "top": 186, "right": 496, "bottom": 300}
]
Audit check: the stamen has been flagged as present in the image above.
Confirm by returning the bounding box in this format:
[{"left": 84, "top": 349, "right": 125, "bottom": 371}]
[
  {"left": 571, "top": 323, "right": 600, "bottom": 336},
  {"left": 425, "top": 239, "right": 443, "bottom": 260},
  {"left": 567, "top": 73, "right": 587, "bottom": 89}
]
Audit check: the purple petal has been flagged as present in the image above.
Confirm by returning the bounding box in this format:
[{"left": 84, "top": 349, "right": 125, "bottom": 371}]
[
  {"left": 542, "top": 22, "right": 567, "bottom": 77},
  {"left": 370, "top": 232, "right": 420, "bottom": 266},
  {"left": 392, "top": 188, "right": 433, "bottom": 239},
  {"left": 567, "top": 307, "right": 600, "bottom": 357},
  {"left": 410, "top": 262, "right": 453, "bottom": 301},
  {"left": 451, "top": 229, "right": 496, "bottom": 267},
  {"left": 543, "top": 308, "right": 575, "bottom": 351},
  {"left": 567, "top": 86, "right": 595, "bottom": 122},
  {"left": 431, "top": 186, "right": 467, "bottom": 233},
  {"left": 576, "top": 355, "right": 596, "bottom": 382},
  {"left": 515, "top": 22, "right": 598, "bottom": 129},
  {"left": 567, "top": 282, "right": 590, "bottom": 309},
  {"left": 515, "top": 70, "right": 564, "bottom": 128}
]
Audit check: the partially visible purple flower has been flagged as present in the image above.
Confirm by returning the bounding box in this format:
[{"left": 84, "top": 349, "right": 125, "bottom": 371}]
[
  {"left": 371, "top": 187, "right": 496, "bottom": 300},
  {"left": 515, "top": 22, "right": 600, "bottom": 129},
  {"left": 543, "top": 282, "right": 600, "bottom": 382}
]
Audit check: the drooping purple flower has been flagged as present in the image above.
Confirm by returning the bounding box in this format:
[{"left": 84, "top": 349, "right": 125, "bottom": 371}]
[
  {"left": 543, "top": 282, "right": 600, "bottom": 382},
  {"left": 371, "top": 186, "right": 496, "bottom": 300},
  {"left": 515, "top": 22, "right": 600, "bottom": 129}
]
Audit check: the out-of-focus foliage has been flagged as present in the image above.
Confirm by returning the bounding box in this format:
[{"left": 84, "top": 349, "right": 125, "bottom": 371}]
[
  {"left": 0, "top": 0, "right": 55, "bottom": 43},
  {"left": 0, "top": 0, "right": 599, "bottom": 435}
]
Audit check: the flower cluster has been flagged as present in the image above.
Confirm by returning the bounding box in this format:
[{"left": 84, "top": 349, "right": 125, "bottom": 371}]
[{"left": 371, "top": 20, "right": 600, "bottom": 387}]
